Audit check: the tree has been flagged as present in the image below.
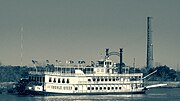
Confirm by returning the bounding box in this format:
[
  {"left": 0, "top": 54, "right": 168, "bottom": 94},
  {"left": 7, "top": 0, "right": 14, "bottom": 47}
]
[{"left": 155, "top": 65, "right": 177, "bottom": 81}]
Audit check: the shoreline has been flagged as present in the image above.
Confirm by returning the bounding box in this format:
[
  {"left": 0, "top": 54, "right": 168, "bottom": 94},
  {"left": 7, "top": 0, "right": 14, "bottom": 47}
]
[
  {"left": 145, "top": 81, "right": 180, "bottom": 88},
  {"left": 0, "top": 82, "right": 16, "bottom": 92}
]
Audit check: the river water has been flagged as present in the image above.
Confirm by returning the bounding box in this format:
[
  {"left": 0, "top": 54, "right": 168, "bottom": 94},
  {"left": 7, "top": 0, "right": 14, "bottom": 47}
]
[{"left": 0, "top": 88, "right": 180, "bottom": 101}]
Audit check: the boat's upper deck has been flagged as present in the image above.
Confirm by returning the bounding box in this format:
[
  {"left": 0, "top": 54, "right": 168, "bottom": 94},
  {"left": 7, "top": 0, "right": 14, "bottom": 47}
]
[{"left": 29, "top": 58, "right": 143, "bottom": 77}]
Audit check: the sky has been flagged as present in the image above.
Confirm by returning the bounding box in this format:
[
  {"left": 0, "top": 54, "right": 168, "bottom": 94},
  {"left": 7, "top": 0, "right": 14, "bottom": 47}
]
[{"left": 0, "top": 0, "right": 180, "bottom": 69}]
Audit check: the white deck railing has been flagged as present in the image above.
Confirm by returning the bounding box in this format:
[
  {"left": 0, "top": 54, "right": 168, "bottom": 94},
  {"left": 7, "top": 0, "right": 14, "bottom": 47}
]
[{"left": 29, "top": 71, "right": 143, "bottom": 77}]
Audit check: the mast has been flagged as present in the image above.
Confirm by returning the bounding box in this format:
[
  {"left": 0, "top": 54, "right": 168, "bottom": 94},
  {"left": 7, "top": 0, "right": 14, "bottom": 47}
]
[{"left": 20, "top": 25, "right": 23, "bottom": 67}]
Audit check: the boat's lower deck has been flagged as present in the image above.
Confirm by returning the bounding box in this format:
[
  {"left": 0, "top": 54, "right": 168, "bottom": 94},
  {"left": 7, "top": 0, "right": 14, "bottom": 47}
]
[{"left": 27, "top": 83, "right": 145, "bottom": 96}]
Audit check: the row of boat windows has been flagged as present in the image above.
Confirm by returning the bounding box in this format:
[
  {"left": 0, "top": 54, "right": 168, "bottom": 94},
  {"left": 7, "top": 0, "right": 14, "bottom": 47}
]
[
  {"left": 87, "top": 86, "right": 121, "bottom": 90},
  {"left": 89, "top": 78, "right": 118, "bottom": 82},
  {"left": 49, "top": 77, "right": 70, "bottom": 84},
  {"left": 29, "top": 76, "right": 45, "bottom": 82},
  {"left": 88, "top": 76, "right": 141, "bottom": 82},
  {"left": 48, "top": 86, "right": 122, "bottom": 91},
  {"left": 88, "top": 77, "right": 125, "bottom": 82}
]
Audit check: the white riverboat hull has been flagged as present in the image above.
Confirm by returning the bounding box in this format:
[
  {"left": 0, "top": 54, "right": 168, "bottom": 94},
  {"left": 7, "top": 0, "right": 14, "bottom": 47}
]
[{"left": 27, "top": 89, "right": 146, "bottom": 95}]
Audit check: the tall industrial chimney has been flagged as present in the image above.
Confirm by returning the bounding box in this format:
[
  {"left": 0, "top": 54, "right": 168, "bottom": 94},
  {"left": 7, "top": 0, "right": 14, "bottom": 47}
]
[{"left": 146, "top": 17, "right": 153, "bottom": 70}]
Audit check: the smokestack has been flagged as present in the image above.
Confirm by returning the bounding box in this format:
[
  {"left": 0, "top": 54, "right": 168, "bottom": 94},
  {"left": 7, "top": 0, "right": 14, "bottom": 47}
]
[
  {"left": 105, "top": 48, "right": 109, "bottom": 58},
  {"left": 146, "top": 17, "right": 153, "bottom": 70},
  {"left": 119, "top": 48, "right": 123, "bottom": 74}
]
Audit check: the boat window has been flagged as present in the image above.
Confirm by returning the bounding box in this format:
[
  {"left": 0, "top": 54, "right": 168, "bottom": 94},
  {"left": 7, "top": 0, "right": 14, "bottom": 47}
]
[
  {"left": 49, "top": 77, "right": 52, "bottom": 82},
  {"left": 75, "top": 87, "right": 78, "bottom": 90},
  {"left": 37, "top": 77, "right": 39, "bottom": 81},
  {"left": 119, "top": 87, "right": 121, "bottom": 90},
  {"left": 53, "top": 78, "right": 56, "bottom": 83},
  {"left": 109, "top": 78, "right": 111, "bottom": 81},
  {"left": 96, "top": 87, "right": 98, "bottom": 90},
  {"left": 115, "top": 87, "right": 118, "bottom": 90},
  {"left": 98, "top": 61, "right": 104, "bottom": 67},
  {"left": 104, "top": 87, "right": 106, "bottom": 90},
  {"left": 62, "top": 79, "right": 65, "bottom": 83},
  {"left": 100, "top": 87, "right": 102, "bottom": 90},
  {"left": 88, "top": 79, "right": 91, "bottom": 82},
  {"left": 29, "top": 76, "right": 31, "bottom": 81},
  {"left": 108, "top": 87, "right": 110, "bottom": 90},
  {"left": 34, "top": 77, "right": 37, "bottom": 81},
  {"left": 67, "top": 79, "right": 69, "bottom": 83},
  {"left": 116, "top": 77, "right": 119, "bottom": 81},
  {"left": 112, "top": 87, "right": 114, "bottom": 90},
  {"left": 92, "top": 87, "right": 94, "bottom": 90},
  {"left": 106, "top": 62, "right": 111, "bottom": 65},
  {"left": 101, "top": 78, "right": 104, "bottom": 81},
  {"left": 87, "top": 87, "right": 90, "bottom": 90},
  {"left": 93, "top": 78, "right": 96, "bottom": 81},
  {"left": 105, "top": 78, "right": 107, "bottom": 81},
  {"left": 97, "top": 78, "right": 100, "bottom": 81},
  {"left": 58, "top": 78, "right": 61, "bottom": 83},
  {"left": 113, "top": 78, "right": 115, "bottom": 81}
]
